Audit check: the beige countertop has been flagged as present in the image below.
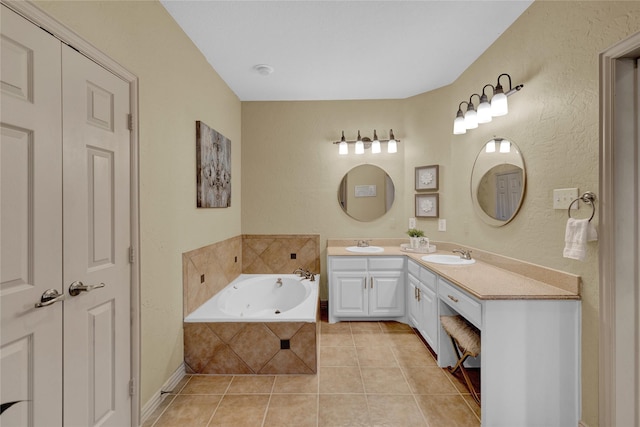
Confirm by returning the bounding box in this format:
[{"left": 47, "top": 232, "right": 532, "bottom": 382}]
[{"left": 327, "top": 239, "right": 581, "bottom": 301}]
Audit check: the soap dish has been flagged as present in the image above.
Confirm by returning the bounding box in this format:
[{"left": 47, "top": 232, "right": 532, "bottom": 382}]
[{"left": 400, "top": 243, "right": 436, "bottom": 254}]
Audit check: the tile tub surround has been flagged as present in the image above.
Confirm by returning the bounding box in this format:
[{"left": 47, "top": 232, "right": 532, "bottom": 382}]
[
  {"left": 184, "top": 320, "right": 318, "bottom": 375},
  {"left": 183, "top": 234, "right": 320, "bottom": 317},
  {"left": 327, "top": 238, "right": 581, "bottom": 299}
]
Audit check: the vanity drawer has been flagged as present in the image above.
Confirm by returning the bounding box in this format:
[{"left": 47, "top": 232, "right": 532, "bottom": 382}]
[
  {"left": 368, "top": 257, "right": 405, "bottom": 270},
  {"left": 439, "top": 278, "right": 482, "bottom": 329},
  {"left": 408, "top": 260, "right": 420, "bottom": 277},
  {"left": 330, "top": 257, "right": 367, "bottom": 271},
  {"left": 419, "top": 267, "right": 437, "bottom": 291}
]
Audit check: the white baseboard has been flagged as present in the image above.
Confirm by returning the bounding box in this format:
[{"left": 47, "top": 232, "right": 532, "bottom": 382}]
[{"left": 140, "top": 363, "right": 186, "bottom": 425}]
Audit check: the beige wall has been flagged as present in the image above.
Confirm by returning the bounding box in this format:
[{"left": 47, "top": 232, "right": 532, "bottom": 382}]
[
  {"left": 241, "top": 3, "right": 640, "bottom": 426},
  {"left": 35, "top": 0, "right": 242, "bottom": 406}
]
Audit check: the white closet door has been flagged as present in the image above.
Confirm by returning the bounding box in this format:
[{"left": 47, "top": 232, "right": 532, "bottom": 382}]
[
  {"left": 61, "top": 45, "right": 132, "bottom": 427},
  {"left": 1, "top": 5, "right": 63, "bottom": 426}
]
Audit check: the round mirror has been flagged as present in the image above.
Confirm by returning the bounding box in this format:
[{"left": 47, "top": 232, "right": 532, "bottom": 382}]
[
  {"left": 471, "top": 138, "right": 526, "bottom": 226},
  {"left": 338, "top": 164, "right": 395, "bottom": 222}
]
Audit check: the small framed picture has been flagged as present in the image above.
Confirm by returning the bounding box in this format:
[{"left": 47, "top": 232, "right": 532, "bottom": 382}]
[
  {"left": 415, "top": 165, "right": 439, "bottom": 191},
  {"left": 415, "top": 193, "right": 439, "bottom": 218}
]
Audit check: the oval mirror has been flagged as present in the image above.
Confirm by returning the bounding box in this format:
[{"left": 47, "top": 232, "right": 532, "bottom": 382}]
[
  {"left": 471, "top": 138, "right": 526, "bottom": 226},
  {"left": 338, "top": 164, "right": 395, "bottom": 222}
]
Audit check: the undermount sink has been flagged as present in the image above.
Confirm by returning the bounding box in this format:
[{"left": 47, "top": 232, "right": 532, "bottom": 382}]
[
  {"left": 421, "top": 254, "right": 475, "bottom": 265},
  {"left": 345, "top": 246, "right": 384, "bottom": 253}
]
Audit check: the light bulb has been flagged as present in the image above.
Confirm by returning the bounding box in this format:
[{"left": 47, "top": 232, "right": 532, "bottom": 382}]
[
  {"left": 477, "top": 94, "right": 492, "bottom": 124},
  {"left": 491, "top": 85, "right": 508, "bottom": 116},
  {"left": 355, "top": 141, "right": 364, "bottom": 154},
  {"left": 464, "top": 108, "right": 478, "bottom": 129},
  {"left": 499, "top": 140, "right": 511, "bottom": 153},
  {"left": 387, "top": 129, "right": 397, "bottom": 153},
  {"left": 485, "top": 139, "right": 496, "bottom": 153},
  {"left": 339, "top": 141, "right": 348, "bottom": 155},
  {"left": 453, "top": 109, "right": 466, "bottom": 135},
  {"left": 371, "top": 130, "right": 381, "bottom": 153}
]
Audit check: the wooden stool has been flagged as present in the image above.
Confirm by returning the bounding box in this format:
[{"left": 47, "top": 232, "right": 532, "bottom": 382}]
[{"left": 440, "top": 315, "right": 481, "bottom": 404}]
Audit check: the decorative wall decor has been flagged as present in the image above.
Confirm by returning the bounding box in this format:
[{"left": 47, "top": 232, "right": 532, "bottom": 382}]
[
  {"left": 415, "top": 164, "right": 439, "bottom": 191},
  {"left": 415, "top": 193, "right": 439, "bottom": 218},
  {"left": 196, "top": 121, "right": 231, "bottom": 208}
]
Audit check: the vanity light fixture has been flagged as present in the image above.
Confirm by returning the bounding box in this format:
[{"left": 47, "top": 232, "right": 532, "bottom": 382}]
[
  {"left": 484, "top": 138, "right": 511, "bottom": 153},
  {"left": 334, "top": 129, "right": 400, "bottom": 155},
  {"left": 453, "top": 73, "right": 524, "bottom": 135}
]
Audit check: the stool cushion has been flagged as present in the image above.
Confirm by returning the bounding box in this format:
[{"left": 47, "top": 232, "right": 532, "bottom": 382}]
[{"left": 440, "top": 315, "right": 481, "bottom": 356}]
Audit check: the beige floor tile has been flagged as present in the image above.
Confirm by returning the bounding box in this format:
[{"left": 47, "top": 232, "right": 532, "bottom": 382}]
[
  {"left": 318, "top": 394, "right": 370, "bottom": 427},
  {"left": 319, "top": 367, "right": 364, "bottom": 394},
  {"left": 379, "top": 321, "right": 413, "bottom": 333},
  {"left": 350, "top": 321, "right": 383, "bottom": 333},
  {"left": 321, "top": 346, "right": 358, "bottom": 366},
  {"left": 263, "top": 394, "right": 318, "bottom": 427},
  {"left": 227, "top": 375, "right": 275, "bottom": 393},
  {"left": 367, "top": 394, "right": 427, "bottom": 426},
  {"left": 273, "top": 374, "right": 318, "bottom": 394},
  {"left": 386, "top": 332, "right": 423, "bottom": 347},
  {"left": 361, "top": 367, "right": 411, "bottom": 394},
  {"left": 461, "top": 394, "right": 482, "bottom": 419},
  {"left": 180, "top": 375, "right": 232, "bottom": 394},
  {"left": 352, "top": 332, "right": 391, "bottom": 347},
  {"left": 415, "top": 394, "right": 481, "bottom": 427},
  {"left": 208, "top": 394, "right": 270, "bottom": 426},
  {"left": 141, "top": 394, "right": 177, "bottom": 427},
  {"left": 153, "top": 394, "right": 221, "bottom": 427},
  {"left": 391, "top": 346, "right": 437, "bottom": 368},
  {"left": 403, "top": 366, "right": 458, "bottom": 394},
  {"left": 320, "top": 332, "right": 355, "bottom": 347},
  {"left": 356, "top": 346, "right": 398, "bottom": 367},
  {"left": 321, "top": 321, "right": 352, "bottom": 334}
]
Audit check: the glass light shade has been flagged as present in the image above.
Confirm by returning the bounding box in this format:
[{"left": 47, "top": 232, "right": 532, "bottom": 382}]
[
  {"left": 464, "top": 109, "right": 478, "bottom": 129},
  {"left": 371, "top": 140, "right": 381, "bottom": 153},
  {"left": 338, "top": 141, "right": 348, "bottom": 155},
  {"left": 387, "top": 139, "right": 397, "bottom": 153},
  {"left": 499, "top": 140, "right": 511, "bottom": 153},
  {"left": 485, "top": 139, "right": 496, "bottom": 153},
  {"left": 477, "top": 100, "right": 492, "bottom": 123},
  {"left": 453, "top": 116, "right": 466, "bottom": 134},
  {"left": 355, "top": 140, "right": 364, "bottom": 154},
  {"left": 491, "top": 92, "right": 508, "bottom": 116}
]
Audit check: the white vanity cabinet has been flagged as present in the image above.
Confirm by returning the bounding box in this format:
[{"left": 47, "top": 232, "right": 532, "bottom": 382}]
[
  {"left": 407, "top": 260, "right": 438, "bottom": 352},
  {"left": 436, "top": 276, "right": 581, "bottom": 427},
  {"left": 328, "top": 256, "right": 405, "bottom": 323}
]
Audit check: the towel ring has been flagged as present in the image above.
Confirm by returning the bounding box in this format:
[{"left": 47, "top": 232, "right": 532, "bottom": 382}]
[{"left": 568, "top": 191, "right": 596, "bottom": 221}]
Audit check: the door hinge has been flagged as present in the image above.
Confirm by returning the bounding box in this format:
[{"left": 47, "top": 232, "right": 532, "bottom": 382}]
[
  {"left": 129, "top": 246, "right": 135, "bottom": 264},
  {"left": 129, "top": 378, "right": 135, "bottom": 397},
  {"left": 127, "top": 114, "right": 133, "bottom": 131}
]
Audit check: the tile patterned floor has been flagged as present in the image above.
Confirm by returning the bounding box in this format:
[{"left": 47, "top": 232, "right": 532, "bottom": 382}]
[{"left": 144, "top": 317, "right": 481, "bottom": 427}]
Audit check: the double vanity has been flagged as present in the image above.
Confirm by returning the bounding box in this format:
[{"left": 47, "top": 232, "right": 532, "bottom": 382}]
[{"left": 327, "top": 239, "right": 581, "bottom": 427}]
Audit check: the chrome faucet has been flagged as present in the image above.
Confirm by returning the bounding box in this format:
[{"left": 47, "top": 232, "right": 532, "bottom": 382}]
[
  {"left": 356, "top": 239, "right": 370, "bottom": 247},
  {"left": 293, "top": 267, "right": 316, "bottom": 281},
  {"left": 452, "top": 248, "right": 473, "bottom": 260}
]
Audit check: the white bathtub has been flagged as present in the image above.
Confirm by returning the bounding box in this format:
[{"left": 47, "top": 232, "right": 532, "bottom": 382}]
[{"left": 185, "top": 274, "right": 319, "bottom": 323}]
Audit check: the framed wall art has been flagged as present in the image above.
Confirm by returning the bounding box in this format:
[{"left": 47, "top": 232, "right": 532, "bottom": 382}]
[
  {"left": 196, "top": 121, "right": 231, "bottom": 208},
  {"left": 415, "top": 164, "right": 439, "bottom": 191},
  {"left": 415, "top": 193, "right": 439, "bottom": 218}
]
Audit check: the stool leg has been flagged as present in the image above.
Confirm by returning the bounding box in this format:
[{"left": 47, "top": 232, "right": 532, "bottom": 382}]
[{"left": 447, "top": 336, "right": 481, "bottom": 405}]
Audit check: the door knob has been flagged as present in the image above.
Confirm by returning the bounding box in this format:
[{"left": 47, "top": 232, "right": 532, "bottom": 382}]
[
  {"left": 35, "top": 288, "right": 65, "bottom": 308},
  {"left": 69, "top": 281, "right": 105, "bottom": 296}
]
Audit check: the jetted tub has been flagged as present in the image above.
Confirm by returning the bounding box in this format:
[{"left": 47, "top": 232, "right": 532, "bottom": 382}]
[
  {"left": 183, "top": 274, "right": 320, "bottom": 375},
  {"left": 185, "top": 274, "right": 319, "bottom": 322}
]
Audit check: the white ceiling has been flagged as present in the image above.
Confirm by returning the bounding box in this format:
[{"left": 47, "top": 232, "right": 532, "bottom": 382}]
[{"left": 160, "top": 1, "right": 533, "bottom": 101}]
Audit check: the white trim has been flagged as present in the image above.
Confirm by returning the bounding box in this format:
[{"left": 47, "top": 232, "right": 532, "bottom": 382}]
[
  {"left": 1, "top": 1, "right": 142, "bottom": 425},
  {"left": 599, "top": 30, "right": 640, "bottom": 427},
  {"left": 140, "top": 363, "right": 186, "bottom": 425}
]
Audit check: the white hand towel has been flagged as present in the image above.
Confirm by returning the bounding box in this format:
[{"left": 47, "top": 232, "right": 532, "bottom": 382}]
[{"left": 563, "top": 218, "right": 598, "bottom": 261}]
